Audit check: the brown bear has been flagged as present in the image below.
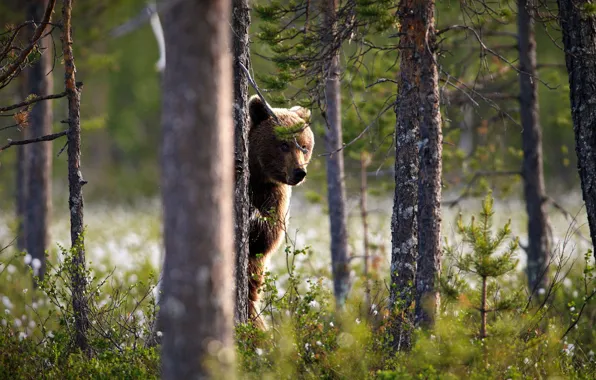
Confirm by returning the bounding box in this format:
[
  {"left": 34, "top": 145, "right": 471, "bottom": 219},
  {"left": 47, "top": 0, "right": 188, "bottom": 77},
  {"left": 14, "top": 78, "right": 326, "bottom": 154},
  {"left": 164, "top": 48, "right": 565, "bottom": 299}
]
[{"left": 247, "top": 95, "right": 314, "bottom": 328}]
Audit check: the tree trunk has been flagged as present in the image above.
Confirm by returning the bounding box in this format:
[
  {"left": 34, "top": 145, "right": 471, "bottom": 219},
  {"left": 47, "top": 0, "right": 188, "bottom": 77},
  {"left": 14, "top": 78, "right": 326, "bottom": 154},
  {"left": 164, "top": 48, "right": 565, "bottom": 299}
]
[
  {"left": 557, "top": 0, "right": 596, "bottom": 260},
  {"left": 25, "top": 0, "right": 53, "bottom": 283},
  {"left": 159, "top": 0, "right": 234, "bottom": 378},
  {"left": 519, "top": 0, "right": 551, "bottom": 290},
  {"left": 16, "top": 74, "right": 29, "bottom": 252},
  {"left": 62, "top": 0, "right": 89, "bottom": 355},
  {"left": 324, "top": 0, "right": 351, "bottom": 309},
  {"left": 413, "top": 0, "right": 443, "bottom": 328},
  {"left": 360, "top": 152, "right": 371, "bottom": 312},
  {"left": 232, "top": 0, "right": 251, "bottom": 325},
  {"left": 389, "top": 0, "right": 422, "bottom": 352}
]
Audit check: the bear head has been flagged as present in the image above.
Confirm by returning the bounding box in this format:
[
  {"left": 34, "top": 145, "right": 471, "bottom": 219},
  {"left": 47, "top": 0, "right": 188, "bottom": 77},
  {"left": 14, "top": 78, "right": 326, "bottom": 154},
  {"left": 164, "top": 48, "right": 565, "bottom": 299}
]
[{"left": 248, "top": 95, "right": 314, "bottom": 186}]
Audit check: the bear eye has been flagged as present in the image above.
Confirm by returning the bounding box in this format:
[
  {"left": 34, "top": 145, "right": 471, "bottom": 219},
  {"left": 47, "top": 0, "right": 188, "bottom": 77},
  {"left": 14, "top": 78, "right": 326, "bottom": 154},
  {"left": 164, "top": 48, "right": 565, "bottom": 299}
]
[
  {"left": 280, "top": 142, "right": 290, "bottom": 152},
  {"left": 302, "top": 145, "right": 308, "bottom": 152}
]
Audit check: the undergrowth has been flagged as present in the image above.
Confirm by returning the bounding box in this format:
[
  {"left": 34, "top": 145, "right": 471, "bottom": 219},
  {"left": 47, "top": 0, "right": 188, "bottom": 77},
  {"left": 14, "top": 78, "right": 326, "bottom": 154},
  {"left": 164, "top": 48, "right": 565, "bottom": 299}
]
[{"left": 0, "top": 195, "right": 594, "bottom": 379}]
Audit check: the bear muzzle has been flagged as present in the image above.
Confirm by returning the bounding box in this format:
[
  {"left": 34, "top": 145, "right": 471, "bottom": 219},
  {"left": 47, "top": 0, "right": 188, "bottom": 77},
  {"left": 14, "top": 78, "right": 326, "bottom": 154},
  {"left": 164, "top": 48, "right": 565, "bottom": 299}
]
[{"left": 289, "top": 168, "right": 307, "bottom": 185}]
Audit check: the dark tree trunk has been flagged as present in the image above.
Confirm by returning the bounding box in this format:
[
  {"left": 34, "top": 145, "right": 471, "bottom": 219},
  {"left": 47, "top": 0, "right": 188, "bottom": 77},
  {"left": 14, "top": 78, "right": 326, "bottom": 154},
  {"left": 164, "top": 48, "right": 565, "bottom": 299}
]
[
  {"left": 413, "top": 0, "right": 443, "bottom": 328},
  {"left": 25, "top": 0, "right": 53, "bottom": 283},
  {"left": 324, "top": 0, "right": 351, "bottom": 308},
  {"left": 62, "top": 0, "right": 89, "bottom": 355},
  {"left": 389, "top": 0, "right": 421, "bottom": 352},
  {"left": 519, "top": 0, "right": 551, "bottom": 290},
  {"left": 232, "top": 0, "right": 251, "bottom": 324},
  {"left": 159, "top": 0, "right": 234, "bottom": 378},
  {"left": 557, "top": 0, "right": 596, "bottom": 260},
  {"left": 16, "top": 74, "right": 29, "bottom": 252}
]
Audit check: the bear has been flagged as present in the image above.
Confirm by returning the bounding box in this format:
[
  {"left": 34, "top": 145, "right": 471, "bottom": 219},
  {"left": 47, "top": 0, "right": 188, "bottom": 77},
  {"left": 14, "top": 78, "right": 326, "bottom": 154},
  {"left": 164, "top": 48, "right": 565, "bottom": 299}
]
[{"left": 246, "top": 95, "right": 314, "bottom": 328}]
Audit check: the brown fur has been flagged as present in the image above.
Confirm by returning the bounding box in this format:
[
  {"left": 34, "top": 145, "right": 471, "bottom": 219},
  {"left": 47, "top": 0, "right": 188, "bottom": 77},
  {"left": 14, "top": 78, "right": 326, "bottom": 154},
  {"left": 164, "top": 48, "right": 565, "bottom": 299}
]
[{"left": 247, "top": 96, "right": 314, "bottom": 328}]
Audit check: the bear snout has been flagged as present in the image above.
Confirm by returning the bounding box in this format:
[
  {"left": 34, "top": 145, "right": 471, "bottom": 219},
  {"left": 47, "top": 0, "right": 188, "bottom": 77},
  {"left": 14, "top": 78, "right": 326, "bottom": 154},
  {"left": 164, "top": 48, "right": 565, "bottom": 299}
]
[{"left": 291, "top": 168, "right": 307, "bottom": 184}]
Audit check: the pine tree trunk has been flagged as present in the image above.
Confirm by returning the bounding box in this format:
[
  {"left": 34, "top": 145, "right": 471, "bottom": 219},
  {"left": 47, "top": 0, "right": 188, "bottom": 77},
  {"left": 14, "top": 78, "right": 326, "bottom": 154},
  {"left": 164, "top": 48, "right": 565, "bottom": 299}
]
[
  {"left": 25, "top": 0, "right": 53, "bottom": 283},
  {"left": 389, "top": 0, "right": 422, "bottom": 352},
  {"left": 413, "top": 0, "right": 443, "bottom": 328},
  {"left": 232, "top": 0, "right": 251, "bottom": 324},
  {"left": 324, "top": 0, "right": 351, "bottom": 308},
  {"left": 519, "top": 0, "right": 551, "bottom": 290},
  {"left": 557, "top": 0, "right": 596, "bottom": 260},
  {"left": 62, "top": 0, "right": 89, "bottom": 355},
  {"left": 159, "top": 0, "right": 234, "bottom": 377},
  {"left": 16, "top": 74, "right": 29, "bottom": 252}
]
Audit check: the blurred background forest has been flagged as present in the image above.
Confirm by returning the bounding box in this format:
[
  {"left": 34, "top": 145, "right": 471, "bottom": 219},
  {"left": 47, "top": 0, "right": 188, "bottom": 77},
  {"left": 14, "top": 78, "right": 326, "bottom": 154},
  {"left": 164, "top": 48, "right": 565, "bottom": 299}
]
[{"left": 0, "top": 0, "right": 579, "bottom": 205}]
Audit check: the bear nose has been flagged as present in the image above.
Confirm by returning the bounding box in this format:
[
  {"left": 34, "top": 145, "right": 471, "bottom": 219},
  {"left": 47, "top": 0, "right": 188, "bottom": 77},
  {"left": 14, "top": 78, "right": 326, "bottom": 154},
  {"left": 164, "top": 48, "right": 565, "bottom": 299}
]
[{"left": 293, "top": 168, "right": 307, "bottom": 182}]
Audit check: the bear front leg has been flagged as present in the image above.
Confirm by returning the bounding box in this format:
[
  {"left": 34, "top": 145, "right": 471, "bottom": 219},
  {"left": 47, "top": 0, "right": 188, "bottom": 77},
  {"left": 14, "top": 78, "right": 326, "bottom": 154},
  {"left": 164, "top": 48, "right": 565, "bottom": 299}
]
[{"left": 248, "top": 254, "right": 266, "bottom": 329}]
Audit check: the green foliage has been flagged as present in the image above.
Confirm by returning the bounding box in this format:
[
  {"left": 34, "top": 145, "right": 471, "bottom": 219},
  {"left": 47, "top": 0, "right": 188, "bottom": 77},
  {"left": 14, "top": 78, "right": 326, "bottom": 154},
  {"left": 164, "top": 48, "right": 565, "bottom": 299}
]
[
  {"left": 0, "top": 199, "right": 595, "bottom": 378},
  {"left": 0, "top": 242, "right": 160, "bottom": 378}
]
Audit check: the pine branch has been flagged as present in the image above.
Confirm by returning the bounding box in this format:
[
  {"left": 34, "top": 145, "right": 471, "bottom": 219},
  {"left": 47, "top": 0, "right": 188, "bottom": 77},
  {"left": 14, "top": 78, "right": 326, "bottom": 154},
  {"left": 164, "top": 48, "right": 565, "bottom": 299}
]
[
  {"left": 0, "top": 91, "right": 69, "bottom": 113},
  {"left": 0, "top": 130, "right": 68, "bottom": 152},
  {"left": 0, "top": 0, "right": 57, "bottom": 85}
]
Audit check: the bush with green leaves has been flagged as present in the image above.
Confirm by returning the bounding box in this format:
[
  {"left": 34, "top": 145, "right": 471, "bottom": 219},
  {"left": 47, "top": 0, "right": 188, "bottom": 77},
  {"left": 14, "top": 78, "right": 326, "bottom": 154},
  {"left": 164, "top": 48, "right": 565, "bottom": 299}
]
[{"left": 0, "top": 243, "right": 160, "bottom": 379}]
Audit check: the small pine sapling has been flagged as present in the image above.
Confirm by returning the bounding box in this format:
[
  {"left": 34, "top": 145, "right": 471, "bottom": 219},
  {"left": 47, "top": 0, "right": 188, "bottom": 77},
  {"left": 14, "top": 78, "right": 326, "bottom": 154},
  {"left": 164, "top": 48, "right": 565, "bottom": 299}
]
[{"left": 450, "top": 193, "right": 520, "bottom": 339}]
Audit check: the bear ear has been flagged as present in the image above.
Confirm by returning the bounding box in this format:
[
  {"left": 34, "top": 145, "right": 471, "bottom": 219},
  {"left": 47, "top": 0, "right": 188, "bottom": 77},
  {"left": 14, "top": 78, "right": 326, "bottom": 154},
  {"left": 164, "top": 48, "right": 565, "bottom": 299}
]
[
  {"left": 248, "top": 95, "right": 272, "bottom": 125},
  {"left": 290, "top": 106, "right": 311, "bottom": 123}
]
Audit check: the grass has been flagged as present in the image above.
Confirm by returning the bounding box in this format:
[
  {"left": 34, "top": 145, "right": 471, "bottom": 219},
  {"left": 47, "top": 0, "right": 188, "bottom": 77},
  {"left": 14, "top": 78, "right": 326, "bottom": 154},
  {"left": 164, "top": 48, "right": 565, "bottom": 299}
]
[{"left": 0, "top": 191, "right": 593, "bottom": 378}]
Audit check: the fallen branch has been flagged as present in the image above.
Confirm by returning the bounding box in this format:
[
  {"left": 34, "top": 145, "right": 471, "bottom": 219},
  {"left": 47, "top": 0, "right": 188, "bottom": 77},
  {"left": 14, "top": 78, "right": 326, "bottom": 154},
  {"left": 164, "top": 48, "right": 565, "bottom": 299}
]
[{"left": 0, "top": 130, "right": 67, "bottom": 152}]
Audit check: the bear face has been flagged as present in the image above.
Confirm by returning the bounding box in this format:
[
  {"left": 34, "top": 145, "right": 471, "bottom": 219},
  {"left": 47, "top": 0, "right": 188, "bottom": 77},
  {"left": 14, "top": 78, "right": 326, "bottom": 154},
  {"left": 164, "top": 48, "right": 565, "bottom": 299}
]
[{"left": 248, "top": 96, "right": 315, "bottom": 186}]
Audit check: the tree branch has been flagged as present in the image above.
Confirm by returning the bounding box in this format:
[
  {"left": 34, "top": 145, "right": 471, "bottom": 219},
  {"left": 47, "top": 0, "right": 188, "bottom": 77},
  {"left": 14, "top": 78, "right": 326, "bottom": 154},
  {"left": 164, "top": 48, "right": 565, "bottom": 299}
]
[
  {"left": 0, "top": 91, "right": 68, "bottom": 113},
  {"left": 238, "top": 62, "right": 281, "bottom": 125},
  {"left": 0, "top": 130, "right": 67, "bottom": 152},
  {"left": 443, "top": 171, "right": 522, "bottom": 208},
  {"left": 0, "top": 0, "right": 57, "bottom": 85}
]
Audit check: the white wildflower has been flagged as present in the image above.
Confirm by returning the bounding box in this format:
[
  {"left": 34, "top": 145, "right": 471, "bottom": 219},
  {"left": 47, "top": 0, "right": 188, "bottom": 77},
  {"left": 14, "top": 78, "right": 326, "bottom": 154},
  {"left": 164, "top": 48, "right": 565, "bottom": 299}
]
[
  {"left": 23, "top": 288, "right": 28, "bottom": 294},
  {"left": 563, "top": 343, "right": 575, "bottom": 356},
  {"left": 524, "top": 358, "right": 531, "bottom": 365},
  {"left": 31, "top": 259, "right": 42, "bottom": 275},
  {"left": 2, "top": 296, "right": 13, "bottom": 309},
  {"left": 569, "top": 306, "right": 576, "bottom": 312},
  {"left": 316, "top": 341, "right": 322, "bottom": 346},
  {"left": 156, "top": 331, "right": 163, "bottom": 337},
  {"left": 538, "top": 288, "right": 546, "bottom": 295},
  {"left": 14, "top": 318, "right": 22, "bottom": 328},
  {"left": 24, "top": 254, "right": 32, "bottom": 265},
  {"left": 355, "top": 318, "right": 361, "bottom": 325},
  {"left": 255, "top": 348, "right": 263, "bottom": 356},
  {"left": 18, "top": 331, "right": 27, "bottom": 341},
  {"left": 7, "top": 265, "right": 16, "bottom": 274}
]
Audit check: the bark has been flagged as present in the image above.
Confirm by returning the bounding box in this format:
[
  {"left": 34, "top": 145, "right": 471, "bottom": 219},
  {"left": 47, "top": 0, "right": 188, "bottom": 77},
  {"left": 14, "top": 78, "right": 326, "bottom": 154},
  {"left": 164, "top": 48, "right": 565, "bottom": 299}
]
[
  {"left": 519, "top": 0, "right": 551, "bottom": 290},
  {"left": 389, "top": 0, "right": 421, "bottom": 352},
  {"left": 232, "top": 0, "right": 251, "bottom": 324},
  {"left": 413, "top": 0, "right": 443, "bottom": 328},
  {"left": 324, "top": 0, "right": 351, "bottom": 308},
  {"left": 159, "top": 0, "right": 234, "bottom": 378},
  {"left": 390, "top": 0, "right": 442, "bottom": 350},
  {"left": 25, "top": 0, "right": 53, "bottom": 283},
  {"left": 557, "top": 0, "right": 596, "bottom": 260},
  {"left": 16, "top": 74, "right": 29, "bottom": 252},
  {"left": 62, "top": 0, "right": 89, "bottom": 355},
  {"left": 360, "top": 153, "right": 371, "bottom": 311}
]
